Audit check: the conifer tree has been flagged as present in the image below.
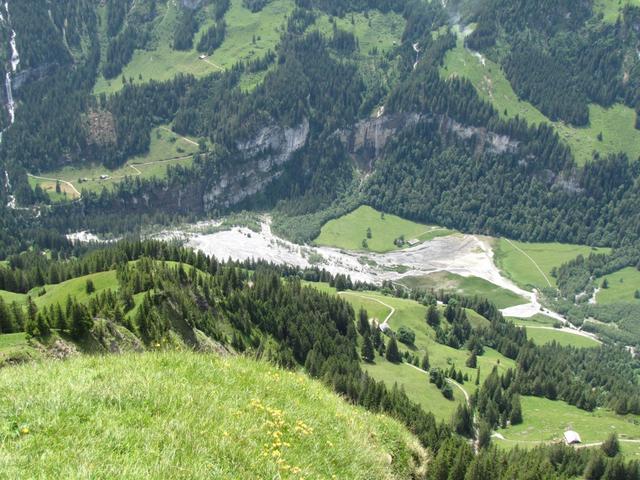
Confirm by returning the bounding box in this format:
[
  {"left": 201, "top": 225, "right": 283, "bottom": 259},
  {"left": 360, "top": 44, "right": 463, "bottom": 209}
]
[
  {"left": 361, "top": 334, "right": 375, "bottom": 363},
  {"left": 385, "top": 336, "right": 401, "bottom": 363}
]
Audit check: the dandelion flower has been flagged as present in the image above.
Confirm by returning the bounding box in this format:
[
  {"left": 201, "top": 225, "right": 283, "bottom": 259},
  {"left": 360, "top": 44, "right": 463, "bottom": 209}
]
[{"left": 20, "top": 427, "right": 29, "bottom": 435}]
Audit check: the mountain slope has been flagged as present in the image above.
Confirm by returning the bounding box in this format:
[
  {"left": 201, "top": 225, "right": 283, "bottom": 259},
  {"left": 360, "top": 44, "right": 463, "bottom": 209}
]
[{"left": 0, "top": 352, "right": 427, "bottom": 479}]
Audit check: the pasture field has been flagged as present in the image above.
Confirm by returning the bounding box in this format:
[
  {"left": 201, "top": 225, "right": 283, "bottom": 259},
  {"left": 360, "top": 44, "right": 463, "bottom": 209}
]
[
  {"left": 363, "top": 357, "right": 463, "bottom": 422},
  {"left": 493, "top": 239, "right": 610, "bottom": 290},
  {"left": 28, "top": 271, "right": 119, "bottom": 310},
  {"left": 31, "top": 126, "right": 198, "bottom": 198},
  {"left": 594, "top": 0, "right": 640, "bottom": 22},
  {"left": 509, "top": 314, "right": 558, "bottom": 327},
  {"left": 0, "top": 289, "right": 28, "bottom": 305},
  {"left": 312, "top": 9, "right": 405, "bottom": 56},
  {"left": 315, "top": 205, "right": 454, "bottom": 253},
  {"left": 496, "top": 396, "right": 640, "bottom": 448},
  {"left": 441, "top": 39, "right": 640, "bottom": 165},
  {"left": 595, "top": 267, "right": 640, "bottom": 305},
  {"left": 94, "top": 0, "right": 294, "bottom": 95},
  {"left": 0, "top": 352, "right": 422, "bottom": 479},
  {"left": 523, "top": 328, "right": 600, "bottom": 348},
  {"left": 400, "top": 272, "right": 526, "bottom": 309}
]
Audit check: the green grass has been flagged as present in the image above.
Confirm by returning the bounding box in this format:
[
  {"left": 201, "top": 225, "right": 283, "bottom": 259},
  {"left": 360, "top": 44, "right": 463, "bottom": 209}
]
[
  {"left": 363, "top": 357, "right": 463, "bottom": 422},
  {"left": 494, "top": 239, "right": 610, "bottom": 291},
  {"left": 496, "top": 396, "right": 640, "bottom": 448},
  {"left": 524, "top": 328, "right": 600, "bottom": 348},
  {"left": 555, "top": 104, "right": 640, "bottom": 164},
  {"left": 28, "top": 271, "right": 119, "bottom": 310},
  {"left": 33, "top": 126, "right": 198, "bottom": 196},
  {"left": 0, "top": 332, "right": 27, "bottom": 351},
  {"left": 0, "top": 332, "right": 38, "bottom": 367},
  {"left": 595, "top": 267, "right": 640, "bottom": 305},
  {"left": 27, "top": 176, "right": 77, "bottom": 202},
  {"left": 0, "top": 290, "right": 28, "bottom": 306},
  {"left": 312, "top": 10, "right": 405, "bottom": 56},
  {"left": 0, "top": 352, "right": 426, "bottom": 478},
  {"left": 94, "top": 0, "right": 294, "bottom": 96},
  {"left": 315, "top": 205, "right": 454, "bottom": 253},
  {"left": 400, "top": 272, "right": 527, "bottom": 309},
  {"left": 508, "top": 314, "right": 558, "bottom": 327},
  {"left": 441, "top": 38, "right": 640, "bottom": 165},
  {"left": 594, "top": 0, "right": 640, "bottom": 22}
]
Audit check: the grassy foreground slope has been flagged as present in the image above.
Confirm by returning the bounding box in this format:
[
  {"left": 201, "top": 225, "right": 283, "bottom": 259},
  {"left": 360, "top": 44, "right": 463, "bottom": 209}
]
[
  {"left": 315, "top": 206, "right": 453, "bottom": 253},
  {"left": 0, "top": 352, "right": 425, "bottom": 479}
]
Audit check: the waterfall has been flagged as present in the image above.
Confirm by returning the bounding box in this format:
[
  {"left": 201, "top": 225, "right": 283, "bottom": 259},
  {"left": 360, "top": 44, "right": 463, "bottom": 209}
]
[{"left": 0, "top": 1, "right": 19, "bottom": 142}]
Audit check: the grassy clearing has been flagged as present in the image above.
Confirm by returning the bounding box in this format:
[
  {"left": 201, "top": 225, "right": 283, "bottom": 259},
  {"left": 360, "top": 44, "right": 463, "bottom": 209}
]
[
  {"left": 0, "top": 290, "right": 28, "bottom": 305},
  {"left": 312, "top": 9, "right": 405, "bottom": 56},
  {"left": 496, "top": 396, "right": 640, "bottom": 448},
  {"left": 524, "top": 328, "right": 600, "bottom": 348},
  {"left": 363, "top": 357, "right": 463, "bottom": 422},
  {"left": 441, "top": 38, "right": 640, "bottom": 165},
  {"left": 594, "top": 0, "right": 640, "bottom": 22},
  {"left": 595, "top": 267, "right": 640, "bottom": 305},
  {"left": 28, "top": 271, "right": 119, "bottom": 310},
  {"left": 33, "top": 126, "right": 198, "bottom": 196},
  {"left": 315, "top": 205, "right": 454, "bottom": 253},
  {"left": 27, "top": 176, "right": 79, "bottom": 203},
  {"left": 94, "top": 0, "right": 294, "bottom": 96},
  {"left": 0, "top": 352, "right": 425, "bottom": 479},
  {"left": 494, "top": 239, "right": 610, "bottom": 291},
  {"left": 400, "top": 272, "right": 526, "bottom": 309},
  {"left": 555, "top": 104, "right": 640, "bottom": 164},
  {"left": 508, "top": 314, "right": 558, "bottom": 327}
]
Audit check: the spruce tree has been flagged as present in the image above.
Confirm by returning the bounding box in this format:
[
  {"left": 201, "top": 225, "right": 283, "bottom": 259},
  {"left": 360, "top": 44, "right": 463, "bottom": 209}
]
[
  {"left": 361, "top": 334, "right": 375, "bottom": 363},
  {"left": 601, "top": 432, "right": 620, "bottom": 458},
  {"left": 385, "top": 336, "right": 401, "bottom": 363},
  {"left": 357, "top": 307, "right": 369, "bottom": 335},
  {"left": 426, "top": 304, "right": 440, "bottom": 327},
  {"left": 421, "top": 352, "right": 430, "bottom": 371},
  {"left": 509, "top": 394, "right": 523, "bottom": 425}
]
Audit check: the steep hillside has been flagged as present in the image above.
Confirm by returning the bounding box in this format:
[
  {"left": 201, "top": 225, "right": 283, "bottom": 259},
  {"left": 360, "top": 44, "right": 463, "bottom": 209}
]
[{"left": 0, "top": 352, "right": 426, "bottom": 479}]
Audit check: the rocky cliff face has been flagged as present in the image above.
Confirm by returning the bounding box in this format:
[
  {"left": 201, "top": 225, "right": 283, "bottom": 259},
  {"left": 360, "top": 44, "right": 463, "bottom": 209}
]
[
  {"left": 337, "top": 113, "right": 421, "bottom": 171},
  {"left": 203, "top": 118, "right": 310, "bottom": 211},
  {"left": 200, "top": 111, "right": 519, "bottom": 212}
]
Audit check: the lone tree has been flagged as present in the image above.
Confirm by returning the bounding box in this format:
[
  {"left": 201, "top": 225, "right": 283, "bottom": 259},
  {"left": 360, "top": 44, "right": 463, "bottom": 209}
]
[
  {"left": 466, "top": 352, "right": 477, "bottom": 368},
  {"left": 397, "top": 326, "right": 415, "bottom": 346},
  {"left": 421, "top": 352, "right": 430, "bottom": 371},
  {"left": 86, "top": 279, "right": 95, "bottom": 294},
  {"left": 601, "top": 278, "right": 609, "bottom": 289},
  {"left": 366, "top": 227, "right": 372, "bottom": 239},
  {"left": 601, "top": 433, "right": 620, "bottom": 458},
  {"left": 510, "top": 394, "right": 523, "bottom": 425},
  {"left": 361, "top": 334, "right": 375, "bottom": 363},
  {"left": 385, "top": 336, "right": 401, "bottom": 363}
]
